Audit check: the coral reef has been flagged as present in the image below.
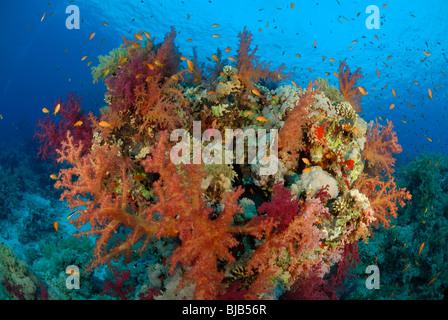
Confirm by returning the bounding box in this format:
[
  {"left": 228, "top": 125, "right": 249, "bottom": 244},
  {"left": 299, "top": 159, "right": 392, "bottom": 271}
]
[{"left": 41, "top": 27, "right": 411, "bottom": 300}]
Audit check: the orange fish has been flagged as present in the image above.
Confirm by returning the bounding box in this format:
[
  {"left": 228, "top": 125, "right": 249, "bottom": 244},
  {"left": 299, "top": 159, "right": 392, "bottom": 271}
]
[
  {"left": 212, "top": 34, "right": 221, "bottom": 38},
  {"left": 224, "top": 47, "right": 231, "bottom": 52},
  {"left": 187, "top": 59, "right": 194, "bottom": 71},
  {"left": 228, "top": 56, "right": 236, "bottom": 61},
  {"left": 402, "top": 264, "right": 411, "bottom": 272},
  {"left": 120, "top": 57, "right": 128, "bottom": 64},
  {"left": 387, "top": 55, "right": 393, "bottom": 60},
  {"left": 50, "top": 174, "right": 59, "bottom": 180},
  {"left": 187, "top": 38, "right": 193, "bottom": 42},
  {"left": 377, "top": 69, "right": 380, "bottom": 78},
  {"left": 390, "top": 104, "right": 395, "bottom": 109},
  {"left": 252, "top": 89, "right": 262, "bottom": 97},
  {"left": 302, "top": 158, "right": 311, "bottom": 165},
  {"left": 180, "top": 56, "right": 188, "bottom": 60},
  {"left": 423, "top": 51, "right": 431, "bottom": 56},
  {"left": 392, "top": 89, "right": 396, "bottom": 97},
  {"left": 246, "top": 111, "right": 255, "bottom": 115},
  {"left": 89, "top": 32, "right": 95, "bottom": 40},
  {"left": 418, "top": 242, "right": 425, "bottom": 256},
  {"left": 144, "top": 31, "right": 151, "bottom": 39},
  {"left": 428, "top": 88, "right": 433, "bottom": 99},
  {"left": 302, "top": 168, "right": 311, "bottom": 174},
  {"left": 358, "top": 87, "right": 367, "bottom": 95},
  {"left": 154, "top": 60, "right": 164, "bottom": 67},
  {"left": 87, "top": 61, "right": 92, "bottom": 66},
  {"left": 413, "top": 81, "right": 418, "bottom": 85},
  {"left": 333, "top": 72, "right": 339, "bottom": 78},
  {"left": 211, "top": 23, "right": 219, "bottom": 27},
  {"left": 208, "top": 91, "right": 216, "bottom": 95},
  {"left": 41, "top": 11, "right": 46, "bottom": 22},
  {"left": 352, "top": 40, "right": 358, "bottom": 44},
  {"left": 329, "top": 58, "right": 336, "bottom": 62},
  {"left": 104, "top": 69, "right": 110, "bottom": 76},
  {"left": 99, "top": 121, "right": 112, "bottom": 128},
  {"left": 312, "top": 41, "right": 316, "bottom": 48},
  {"left": 291, "top": 3, "right": 295, "bottom": 9},
  {"left": 54, "top": 221, "right": 59, "bottom": 231},
  {"left": 102, "top": 22, "right": 108, "bottom": 26},
  {"left": 212, "top": 54, "right": 219, "bottom": 61},
  {"left": 256, "top": 116, "right": 268, "bottom": 122},
  {"left": 42, "top": 108, "right": 49, "bottom": 113},
  {"left": 73, "top": 121, "right": 83, "bottom": 127},
  {"left": 296, "top": 53, "right": 301, "bottom": 58},
  {"left": 375, "top": 34, "right": 379, "bottom": 40},
  {"left": 135, "top": 33, "right": 143, "bottom": 41},
  {"left": 54, "top": 103, "right": 61, "bottom": 115},
  {"left": 81, "top": 55, "right": 88, "bottom": 61},
  {"left": 291, "top": 81, "right": 297, "bottom": 87}
]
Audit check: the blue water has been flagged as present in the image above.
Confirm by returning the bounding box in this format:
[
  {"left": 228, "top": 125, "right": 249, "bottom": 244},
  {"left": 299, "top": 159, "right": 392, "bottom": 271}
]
[{"left": 0, "top": 0, "right": 447, "bottom": 300}]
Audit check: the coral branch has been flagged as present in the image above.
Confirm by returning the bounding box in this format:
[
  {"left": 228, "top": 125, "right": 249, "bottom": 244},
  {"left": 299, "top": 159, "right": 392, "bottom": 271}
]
[{"left": 338, "top": 61, "right": 363, "bottom": 113}]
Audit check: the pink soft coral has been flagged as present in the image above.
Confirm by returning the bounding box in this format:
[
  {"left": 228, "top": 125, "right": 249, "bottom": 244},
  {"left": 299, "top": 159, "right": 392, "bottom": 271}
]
[{"left": 338, "top": 61, "right": 364, "bottom": 113}]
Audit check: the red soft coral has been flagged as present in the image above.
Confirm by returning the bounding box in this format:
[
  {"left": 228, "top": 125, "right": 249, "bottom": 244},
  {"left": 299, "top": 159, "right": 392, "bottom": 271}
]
[
  {"left": 338, "top": 61, "right": 364, "bottom": 113},
  {"left": 34, "top": 94, "right": 92, "bottom": 160}
]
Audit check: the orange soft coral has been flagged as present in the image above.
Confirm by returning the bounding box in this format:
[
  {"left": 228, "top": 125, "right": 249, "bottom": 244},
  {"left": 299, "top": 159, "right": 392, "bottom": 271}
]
[
  {"left": 354, "top": 174, "right": 411, "bottom": 229},
  {"left": 236, "top": 27, "right": 291, "bottom": 93},
  {"left": 338, "top": 61, "right": 363, "bottom": 113},
  {"left": 364, "top": 120, "right": 402, "bottom": 178},
  {"left": 278, "top": 81, "right": 317, "bottom": 168}
]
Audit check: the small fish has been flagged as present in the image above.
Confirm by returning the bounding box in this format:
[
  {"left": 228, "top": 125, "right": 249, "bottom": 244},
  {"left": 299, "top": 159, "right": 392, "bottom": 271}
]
[
  {"left": 171, "top": 74, "right": 179, "bottom": 81},
  {"left": 133, "top": 174, "right": 146, "bottom": 181},
  {"left": 402, "top": 263, "right": 411, "bottom": 272},
  {"left": 377, "top": 69, "right": 380, "bottom": 78},
  {"left": 427, "top": 274, "right": 439, "bottom": 287},
  {"left": 187, "top": 38, "right": 193, "bottom": 42},
  {"left": 423, "top": 51, "right": 431, "bottom": 57},
  {"left": 187, "top": 59, "right": 194, "bottom": 70},
  {"left": 291, "top": 3, "right": 295, "bottom": 9},
  {"left": 104, "top": 69, "right": 110, "bottom": 76},
  {"left": 256, "top": 116, "right": 268, "bottom": 122},
  {"left": 135, "top": 33, "right": 143, "bottom": 41},
  {"left": 246, "top": 111, "right": 255, "bottom": 115},
  {"left": 144, "top": 31, "right": 151, "bottom": 39},
  {"left": 302, "top": 158, "right": 311, "bottom": 165},
  {"left": 89, "top": 32, "right": 95, "bottom": 40},
  {"left": 54, "top": 221, "right": 59, "bottom": 231},
  {"left": 54, "top": 103, "right": 60, "bottom": 115},
  {"left": 41, "top": 11, "right": 46, "bottom": 22},
  {"left": 154, "top": 60, "right": 164, "bottom": 67},
  {"left": 295, "top": 53, "right": 301, "bottom": 58},
  {"left": 120, "top": 57, "right": 128, "bottom": 64},
  {"left": 42, "top": 108, "right": 49, "bottom": 113},
  {"left": 228, "top": 56, "right": 236, "bottom": 61},
  {"left": 428, "top": 88, "right": 433, "bottom": 99},
  {"left": 333, "top": 72, "right": 339, "bottom": 78},
  {"left": 212, "top": 34, "right": 221, "bottom": 38},
  {"left": 99, "top": 121, "right": 112, "bottom": 128},
  {"left": 212, "top": 54, "right": 219, "bottom": 61},
  {"left": 392, "top": 89, "right": 396, "bottom": 97},
  {"left": 358, "top": 87, "right": 367, "bottom": 95},
  {"left": 102, "top": 22, "right": 108, "bottom": 26},
  {"left": 211, "top": 23, "right": 219, "bottom": 27},
  {"left": 427, "top": 137, "right": 432, "bottom": 142},
  {"left": 208, "top": 91, "right": 216, "bottom": 94},
  {"left": 271, "top": 96, "right": 278, "bottom": 100},
  {"left": 312, "top": 41, "right": 316, "bottom": 48},
  {"left": 252, "top": 89, "right": 262, "bottom": 97},
  {"left": 387, "top": 55, "right": 393, "bottom": 60},
  {"left": 180, "top": 56, "right": 188, "bottom": 61},
  {"left": 50, "top": 174, "right": 59, "bottom": 180},
  {"left": 147, "top": 63, "right": 155, "bottom": 70},
  {"left": 66, "top": 211, "right": 75, "bottom": 220},
  {"left": 302, "top": 168, "right": 311, "bottom": 174},
  {"left": 352, "top": 40, "right": 358, "bottom": 44},
  {"left": 81, "top": 55, "right": 88, "bottom": 61},
  {"left": 291, "top": 81, "right": 297, "bottom": 87},
  {"left": 413, "top": 81, "right": 418, "bottom": 85},
  {"left": 390, "top": 104, "right": 395, "bottom": 110},
  {"left": 135, "top": 73, "right": 142, "bottom": 79},
  {"left": 224, "top": 47, "right": 231, "bottom": 52},
  {"left": 329, "top": 58, "right": 336, "bottom": 62},
  {"left": 374, "top": 34, "right": 379, "bottom": 40},
  {"left": 73, "top": 120, "right": 83, "bottom": 127},
  {"left": 87, "top": 61, "right": 92, "bottom": 66},
  {"left": 418, "top": 242, "right": 425, "bottom": 256}
]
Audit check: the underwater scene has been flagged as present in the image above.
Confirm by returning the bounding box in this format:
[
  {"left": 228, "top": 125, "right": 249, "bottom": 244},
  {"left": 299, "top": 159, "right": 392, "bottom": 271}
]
[{"left": 0, "top": 0, "right": 447, "bottom": 302}]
